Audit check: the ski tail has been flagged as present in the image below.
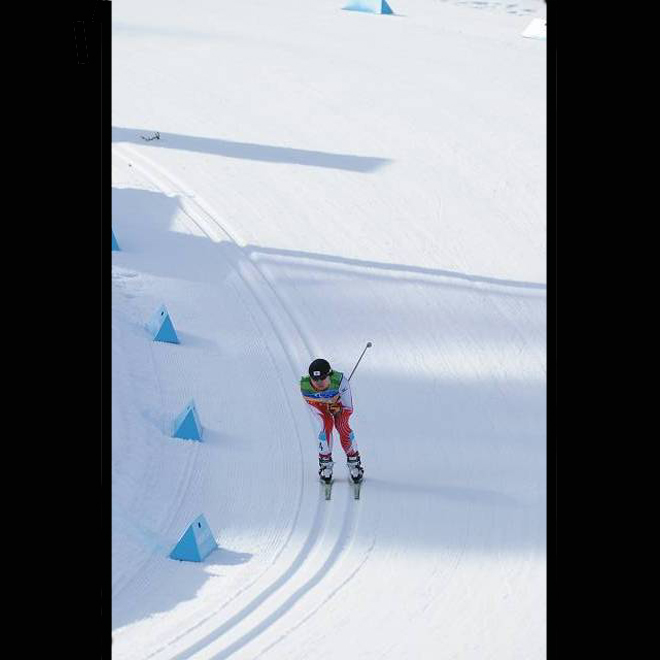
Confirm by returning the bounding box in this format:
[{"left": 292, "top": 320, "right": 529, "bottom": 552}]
[{"left": 323, "top": 479, "right": 333, "bottom": 500}]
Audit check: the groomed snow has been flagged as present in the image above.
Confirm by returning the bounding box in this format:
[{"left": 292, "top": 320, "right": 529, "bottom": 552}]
[{"left": 111, "top": 1, "right": 547, "bottom": 658}]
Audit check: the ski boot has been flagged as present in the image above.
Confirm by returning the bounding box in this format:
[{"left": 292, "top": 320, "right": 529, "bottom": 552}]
[
  {"left": 347, "top": 452, "right": 364, "bottom": 483},
  {"left": 319, "top": 456, "right": 334, "bottom": 484}
]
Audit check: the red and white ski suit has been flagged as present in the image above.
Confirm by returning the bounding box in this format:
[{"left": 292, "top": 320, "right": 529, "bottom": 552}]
[{"left": 302, "top": 372, "right": 358, "bottom": 459}]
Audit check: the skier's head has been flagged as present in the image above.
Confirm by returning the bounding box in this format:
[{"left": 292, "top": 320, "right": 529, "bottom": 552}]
[{"left": 308, "top": 358, "right": 332, "bottom": 382}]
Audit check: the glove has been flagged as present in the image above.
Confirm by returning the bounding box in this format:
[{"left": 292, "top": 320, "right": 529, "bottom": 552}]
[{"left": 327, "top": 394, "right": 342, "bottom": 415}]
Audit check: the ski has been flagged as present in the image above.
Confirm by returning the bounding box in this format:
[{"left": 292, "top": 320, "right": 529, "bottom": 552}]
[{"left": 322, "top": 479, "right": 361, "bottom": 499}]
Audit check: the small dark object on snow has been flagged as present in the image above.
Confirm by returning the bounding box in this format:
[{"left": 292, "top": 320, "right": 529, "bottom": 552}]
[{"left": 141, "top": 132, "right": 161, "bottom": 142}]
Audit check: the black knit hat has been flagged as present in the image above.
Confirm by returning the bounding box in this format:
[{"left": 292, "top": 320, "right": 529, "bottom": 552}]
[{"left": 308, "top": 358, "right": 332, "bottom": 381}]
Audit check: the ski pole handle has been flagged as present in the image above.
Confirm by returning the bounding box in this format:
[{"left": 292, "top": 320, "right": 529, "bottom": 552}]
[{"left": 348, "top": 342, "right": 372, "bottom": 382}]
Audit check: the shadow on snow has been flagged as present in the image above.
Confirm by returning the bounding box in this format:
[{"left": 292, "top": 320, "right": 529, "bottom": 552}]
[{"left": 113, "top": 126, "right": 392, "bottom": 173}]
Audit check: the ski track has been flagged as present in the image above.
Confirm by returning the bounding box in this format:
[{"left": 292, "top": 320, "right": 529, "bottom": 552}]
[
  {"left": 251, "top": 485, "right": 375, "bottom": 660},
  {"left": 201, "top": 482, "right": 361, "bottom": 660},
  {"left": 113, "top": 144, "right": 370, "bottom": 659}
]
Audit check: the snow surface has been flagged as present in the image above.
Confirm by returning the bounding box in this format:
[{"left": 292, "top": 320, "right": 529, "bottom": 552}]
[{"left": 111, "top": 1, "right": 547, "bottom": 658}]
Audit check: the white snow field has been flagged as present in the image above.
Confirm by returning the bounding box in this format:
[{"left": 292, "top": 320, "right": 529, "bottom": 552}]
[{"left": 111, "top": 0, "right": 547, "bottom": 658}]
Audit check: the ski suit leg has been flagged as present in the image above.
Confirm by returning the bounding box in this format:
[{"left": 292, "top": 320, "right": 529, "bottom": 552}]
[
  {"left": 311, "top": 405, "right": 335, "bottom": 458},
  {"left": 335, "top": 408, "right": 358, "bottom": 456}
]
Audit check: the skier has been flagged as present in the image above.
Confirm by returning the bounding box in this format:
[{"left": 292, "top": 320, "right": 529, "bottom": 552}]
[{"left": 300, "top": 358, "right": 364, "bottom": 485}]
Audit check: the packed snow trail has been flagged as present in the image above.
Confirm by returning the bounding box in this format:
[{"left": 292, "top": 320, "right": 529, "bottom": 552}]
[{"left": 112, "top": 1, "right": 546, "bottom": 658}]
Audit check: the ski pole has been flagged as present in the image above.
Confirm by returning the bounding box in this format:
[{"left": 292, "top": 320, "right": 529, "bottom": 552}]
[{"left": 348, "top": 342, "right": 372, "bottom": 382}]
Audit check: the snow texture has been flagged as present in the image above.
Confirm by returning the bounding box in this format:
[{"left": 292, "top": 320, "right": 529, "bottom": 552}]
[{"left": 112, "top": 1, "right": 547, "bottom": 658}]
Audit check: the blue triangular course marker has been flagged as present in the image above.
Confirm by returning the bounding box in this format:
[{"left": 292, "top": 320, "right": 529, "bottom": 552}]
[
  {"left": 112, "top": 229, "right": 120, "bottom": 251},
  {"left": 169, "top": 514, "right": 218, "bottom": 562},
  {"left": 343, "top": 0, "right": 393, "bottom": 15},
  {"left": 172, "top": 399, "right": 203, "bottom": 441},
  {"left": 146, "top": 304, "right": 180, "bottom": 344}
]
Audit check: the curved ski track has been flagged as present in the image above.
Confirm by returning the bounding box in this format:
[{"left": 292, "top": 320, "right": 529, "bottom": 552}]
[{"left": 113, "top": 144, "right": 371, "bottom": 659}]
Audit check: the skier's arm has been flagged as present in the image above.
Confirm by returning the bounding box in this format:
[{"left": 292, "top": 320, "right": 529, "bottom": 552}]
[{"left": 334, "top": 375, "right": 353, "bottom": 412}]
